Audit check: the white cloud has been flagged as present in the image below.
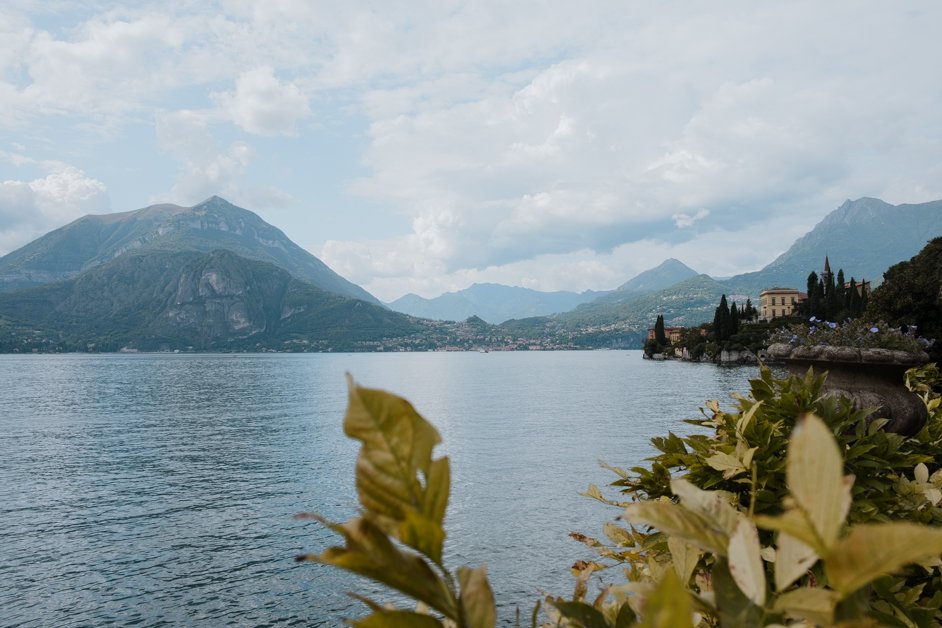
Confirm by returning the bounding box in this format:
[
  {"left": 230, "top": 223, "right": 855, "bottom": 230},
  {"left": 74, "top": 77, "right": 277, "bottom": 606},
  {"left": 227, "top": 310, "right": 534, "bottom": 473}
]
[
  {"left": 0, "top": 158, "right": 110, "bottom": 254},
  {"left": 154, "top": 109, "right": 294, "bottom": 209},
  {"left": 4, "top": 1, "right": 942, "bottom": 299},
  {"left": 213, "top": 67, "right": 310, "bottom": 136},
  {"left": 672, "top": 209, "right": 710, "bottom": 229}
]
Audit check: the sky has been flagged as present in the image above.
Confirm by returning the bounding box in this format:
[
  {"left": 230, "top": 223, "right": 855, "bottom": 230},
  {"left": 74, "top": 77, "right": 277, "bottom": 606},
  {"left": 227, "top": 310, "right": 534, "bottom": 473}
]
[{"left": 2, "top": 2, "right": 941, "bottom": 302}]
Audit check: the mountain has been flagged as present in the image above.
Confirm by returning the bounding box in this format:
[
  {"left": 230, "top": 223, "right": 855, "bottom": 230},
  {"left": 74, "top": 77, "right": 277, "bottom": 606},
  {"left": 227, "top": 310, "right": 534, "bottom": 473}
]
[
  {"left": 725, "top": 197, "right": 942, "bottom": 295},
  {"left": 387, "top": 283, "right": 607, "bottom": 324},
  {"left": 0, "top": 249, "right": 420, "bottom": 351},
  {"left": 0, "top": 196, "right": 379, "bottom": 304},
  {"left": 593, "top": 258, "right": 699, "bottom": 304},
  {"left": 559, "top": 274, "right": 733, "bottom": 328}
]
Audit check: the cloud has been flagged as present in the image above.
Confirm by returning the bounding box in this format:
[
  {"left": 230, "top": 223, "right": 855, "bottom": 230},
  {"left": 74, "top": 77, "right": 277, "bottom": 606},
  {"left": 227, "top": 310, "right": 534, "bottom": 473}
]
[
  {"left": 0, "top": 157, "right": 110, "bottom": 254},
  {"left": 672, "top": 209, "right": 710, "bottom": 229},
  {"left": 154, "top": 109, "right": 294, "bottom": 209},
  {"left": 213, "top": 67, "right": 310, "bottom": 136},
  {"left": 4, "top": 2, "right": 942, "bottom": 300}
]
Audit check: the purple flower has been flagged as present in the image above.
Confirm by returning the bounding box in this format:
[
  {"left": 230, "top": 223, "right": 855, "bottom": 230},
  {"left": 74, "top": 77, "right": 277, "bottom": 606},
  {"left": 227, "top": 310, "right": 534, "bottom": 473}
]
[
  {"left": 790, "top": 334, "right": 798, "bottom": 344},
  {"left": 809, "top": 326, "right": 817, "bottom": 335},
  {"left": 809, "top": 316, "right": 818, "bottom": 323},
  {"left": 827, "top": 321, "right": 837, "bottom": 329},
  {"left": 869, "top": 326, "right": 880, "bottom": 333}
]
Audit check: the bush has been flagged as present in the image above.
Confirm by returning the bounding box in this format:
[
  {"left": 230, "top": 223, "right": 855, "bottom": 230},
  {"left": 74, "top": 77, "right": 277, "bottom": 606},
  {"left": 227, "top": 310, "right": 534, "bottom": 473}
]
[{"left": 296, "top": 365, "right": 942, "bottom": 626}]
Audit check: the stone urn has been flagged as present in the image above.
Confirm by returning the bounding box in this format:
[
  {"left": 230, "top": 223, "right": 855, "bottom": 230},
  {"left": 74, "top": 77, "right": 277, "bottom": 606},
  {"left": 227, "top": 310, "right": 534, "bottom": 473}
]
[{"left": 767, "top": 343, "right": 930, "bottom": 435}]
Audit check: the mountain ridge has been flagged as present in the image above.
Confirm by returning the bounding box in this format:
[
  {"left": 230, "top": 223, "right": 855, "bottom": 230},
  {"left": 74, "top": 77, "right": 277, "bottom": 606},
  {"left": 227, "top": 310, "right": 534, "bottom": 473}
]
[{"left": 0, "top": 196, "right": 379, "bottom": 304}]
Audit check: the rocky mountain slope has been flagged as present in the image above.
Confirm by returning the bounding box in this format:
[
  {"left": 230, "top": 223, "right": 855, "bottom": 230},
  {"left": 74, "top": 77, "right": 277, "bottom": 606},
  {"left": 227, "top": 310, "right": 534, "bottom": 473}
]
[
  {"left": 0, "top": 196, "right": 378, "bottom": 304},
  {"left": 726, "top": 197, "right": 942, "bottom": 294},
  {"left": 0, "top": 249, "right": 420, "bottom": 351}
]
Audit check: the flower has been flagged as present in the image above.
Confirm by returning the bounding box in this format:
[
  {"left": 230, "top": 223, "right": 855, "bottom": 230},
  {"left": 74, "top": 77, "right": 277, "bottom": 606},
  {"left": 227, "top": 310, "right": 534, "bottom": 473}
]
[{"left": 769, "top": 319, "right": 926, "bottom": 354}]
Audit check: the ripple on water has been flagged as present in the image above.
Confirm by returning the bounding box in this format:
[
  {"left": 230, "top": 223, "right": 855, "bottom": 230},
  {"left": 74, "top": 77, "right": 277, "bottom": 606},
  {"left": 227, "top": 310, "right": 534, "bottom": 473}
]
[{"left": 0, "top": 352, "right": 766, "bottom": 625}]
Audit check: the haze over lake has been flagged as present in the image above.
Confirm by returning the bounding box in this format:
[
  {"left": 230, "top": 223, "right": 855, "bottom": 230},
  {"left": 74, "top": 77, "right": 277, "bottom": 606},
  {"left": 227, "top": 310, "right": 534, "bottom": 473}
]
[{"left": 2, "top": 351, "right": 773, "bottom": 625}]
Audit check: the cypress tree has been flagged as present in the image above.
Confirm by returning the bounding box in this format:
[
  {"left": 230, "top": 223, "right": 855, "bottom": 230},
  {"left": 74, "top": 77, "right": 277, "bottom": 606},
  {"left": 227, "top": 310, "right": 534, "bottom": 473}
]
[
  {"left": 847, "top": 278, "right": 860, "bottom": 316},
  {"left": 654, "top": 314, "right": 666, "bottom": 346},
  {"left": 729, "top": 300, "right": 740, "bottom": 336},
  {"left": 713, "top": 295, "right": 730, "bottom": 341},
  {"left": 804, "top": 272, "right": 819, "bottom": 316}
]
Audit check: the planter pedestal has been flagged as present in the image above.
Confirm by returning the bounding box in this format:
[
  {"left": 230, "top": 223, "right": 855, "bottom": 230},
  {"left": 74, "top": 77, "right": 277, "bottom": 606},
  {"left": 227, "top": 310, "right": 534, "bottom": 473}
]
[{"left": 769, "top": 344, "right": 930, "bottom": 436}]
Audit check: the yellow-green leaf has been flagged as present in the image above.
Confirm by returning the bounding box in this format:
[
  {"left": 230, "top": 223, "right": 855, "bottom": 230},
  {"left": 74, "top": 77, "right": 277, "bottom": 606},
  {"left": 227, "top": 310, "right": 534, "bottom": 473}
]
[
  {"left": 771, "top": 588, "right": 838, "bottom": 626},
  {"left": 754, "top": 510, "right": 825, "bottom": 555},
  {"left": 774, "top": 532, "right": 818, "bottom": 591},
  {"left": 310, "top": 516, "right": 458, "bottom": 619},
  {"left": 350, "top": 610, "right": 445, "bottom": 627},
  {"left": 623, "top": 501, "right": 729, "bottom": 555},
  {"left": 736, "top": 400, "right": 763, "bottom": 436},
  {"left": 604, "top": 522, "right": 634, "bottom": 547},
  {"left": 705, "top": 451, "right": 747, "bottom": 479},
  {"left": 423, "top": 457, "right": 450, "bottom": 525},
  {"left": 400, "top": 510, "right": 446, "bottom": 566},
  {"left": 727, "top": 519, "right": 766, "bottom": 606},
  {"left": 457, "top": 565, "right": 497, "bottom": 628},
  {"left": 671, "top": 479, "right": 741, "bottom": 536},
  {"left": 787, "top": 413, "right": 852, "bottom": 551},
  {"left": 825, "top": 523, "right": 942, "bottom": 598},
  {"left": 551, "top": 600, "right": 610, "bottom": 628},
  {"left": 667, "top": 537, "right": 701, "bottom": 585},
  {"left": 344, "top": 376, "right": 449, "bottom": 561},
  {"left": 637, "top": 570, "right": 695, "bottom": 628}
]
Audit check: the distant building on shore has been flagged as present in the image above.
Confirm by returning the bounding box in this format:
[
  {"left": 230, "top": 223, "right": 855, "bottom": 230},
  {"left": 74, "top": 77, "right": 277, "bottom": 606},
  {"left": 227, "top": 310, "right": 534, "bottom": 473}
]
[
  {"left": 759, "top": 288, "right": 801, "bottom": 321},
  {"left": 646, "top": 326, "right": 685, "bottom": 343}
]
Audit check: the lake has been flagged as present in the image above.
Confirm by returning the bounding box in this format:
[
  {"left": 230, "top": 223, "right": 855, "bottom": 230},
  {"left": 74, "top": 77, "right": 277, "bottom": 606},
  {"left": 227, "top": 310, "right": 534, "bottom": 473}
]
[{"left": 0, "top": 351, "right": 770, "bottom": 625}]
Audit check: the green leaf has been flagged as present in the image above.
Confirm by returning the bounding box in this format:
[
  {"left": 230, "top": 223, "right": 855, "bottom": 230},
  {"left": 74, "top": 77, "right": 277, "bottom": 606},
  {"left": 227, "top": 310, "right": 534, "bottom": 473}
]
[
  {"left": 614, "top": 601, "right": 638, "bottom": 628},
  {"left": 774, "top": 532, "right": 818, "bottom": 591},
  {"left": 344, "top": 376, "right": 449, "bottom": 562},
  {"left": 423, "top": 457, "right": 451, "bottom": 524},
  {"left": 637, "top": 570, "right": 694, "bottom": 628},
  {"left": 670, "top": 479, "right": 741, "bottom": 536},
  {"left": 787, "top": 413, "right": 852, "bottom": 551},
  {"left": 457, "top": 565, "right": 497, "bottom": 628},
  {"left": 771, "top": 588, "right": 838, "bottom": 626},
  {"left": 705, "top": 451, "right": 748, "bottom": 479},
  {"left": 551, "top": 600, "right": 610, "bottom": 628},
  {"left": 727, "top": 519, "right": 766, "bottom": 606},
  {"left": 667, "top": 537, "right": 700, "bottom": 586},
  {"left": 350, "top": 610, "right": 445, "bottom": 627},
  {"left": 309, "top": 516, "right": 458, "bottom": 619},
  {"left": 825, "top": 523, "right": 942, "bottom": 598},
  {"left": 712, "top": 559, "right": 764, "bottom": 627},
  {"left": 400, "top": 510, "right": 447, "bottom": 566},
  {"left": 623, "top": 500, "right": 729, "bottom": 555}
]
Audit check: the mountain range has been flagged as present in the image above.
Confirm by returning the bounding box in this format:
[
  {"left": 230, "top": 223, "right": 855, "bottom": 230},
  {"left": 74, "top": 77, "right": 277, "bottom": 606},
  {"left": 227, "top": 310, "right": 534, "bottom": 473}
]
[
  {"left": 0, "top": 195, "right": 377, "bottom": 304},
  {"left": 1, "top": 195, "right": 940, "bottom": 351}
]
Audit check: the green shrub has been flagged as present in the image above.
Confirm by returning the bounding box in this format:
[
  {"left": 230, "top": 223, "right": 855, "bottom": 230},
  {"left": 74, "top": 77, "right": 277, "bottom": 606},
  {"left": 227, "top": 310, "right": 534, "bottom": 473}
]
[{"left": 296, "top": 365, "right": 942, "bottom": 626}]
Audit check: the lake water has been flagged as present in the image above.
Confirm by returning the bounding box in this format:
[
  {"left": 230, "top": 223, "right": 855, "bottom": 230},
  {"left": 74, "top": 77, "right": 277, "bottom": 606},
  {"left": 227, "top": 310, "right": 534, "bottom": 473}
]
[{"left": 0, "top": 351, "right": 769, "bottom": 626}]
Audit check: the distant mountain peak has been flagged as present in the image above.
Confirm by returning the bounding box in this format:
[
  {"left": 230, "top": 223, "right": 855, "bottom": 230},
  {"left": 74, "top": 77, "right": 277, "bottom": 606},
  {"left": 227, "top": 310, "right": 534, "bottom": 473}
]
[
  {"left": 613, "top": 258, "right": 698, "bottom": 293},
  {"left": 0, "top": 196, "right": 379, "bottom": 304}
]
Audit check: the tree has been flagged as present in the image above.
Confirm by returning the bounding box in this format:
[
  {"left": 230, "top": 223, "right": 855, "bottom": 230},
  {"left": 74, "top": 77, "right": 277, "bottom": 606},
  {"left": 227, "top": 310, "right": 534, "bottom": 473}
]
[
  {"left": 654, "top": 314, "right": 666, "bottom": 346},
  {"left": 802, "top": 271, "right": 819, "bottom": 316},
  {"left": 713, "top": 295, "right": 730, "bottom": 342},
  {"left": 729, "top": 300, "right": 739, "bottom": 336},
  {"left": 744, "top": 298, "right": 756, "bottom": 321},
  {"left": 867, "top": 237, "right": 942, "bottom": 360}
]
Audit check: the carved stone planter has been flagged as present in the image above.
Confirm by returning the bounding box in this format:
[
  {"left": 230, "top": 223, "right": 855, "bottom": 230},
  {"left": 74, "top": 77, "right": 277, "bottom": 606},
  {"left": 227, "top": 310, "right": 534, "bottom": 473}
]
[{"left": 767, "top": 343, "right": 930, "bottom": 435}]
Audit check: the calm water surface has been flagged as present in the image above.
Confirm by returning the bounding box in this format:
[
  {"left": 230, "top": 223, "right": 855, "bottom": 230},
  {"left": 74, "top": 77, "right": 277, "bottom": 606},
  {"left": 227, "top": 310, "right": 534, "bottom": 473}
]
[{"left": 1, "top": 351, "right": 768, "bottom": 626}]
